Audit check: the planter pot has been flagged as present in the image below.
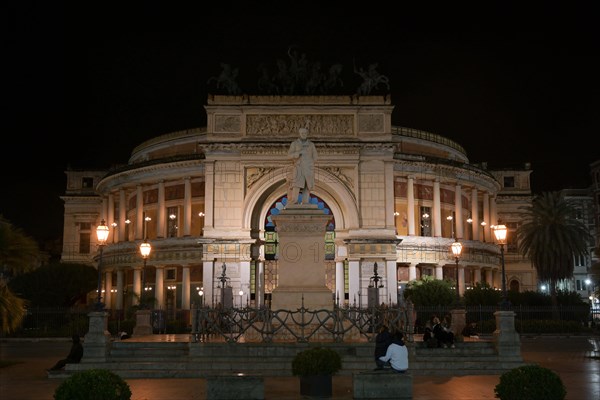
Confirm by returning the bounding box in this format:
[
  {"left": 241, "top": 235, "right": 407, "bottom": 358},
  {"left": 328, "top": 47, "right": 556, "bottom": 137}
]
[{"left": 299, "top": 374, "right": 332, "bottom": 398}]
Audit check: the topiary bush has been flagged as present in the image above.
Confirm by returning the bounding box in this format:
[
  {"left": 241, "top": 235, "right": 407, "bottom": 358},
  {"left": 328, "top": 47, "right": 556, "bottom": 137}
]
[
  {"left": 494, "top": 364, "right": 566, "bottom": 400},
  {"left": 54, "top": 369, "right": 132, "bottom": 400},
  {"left": 291, "top": 346, "right": 342, "bottom": 376}
]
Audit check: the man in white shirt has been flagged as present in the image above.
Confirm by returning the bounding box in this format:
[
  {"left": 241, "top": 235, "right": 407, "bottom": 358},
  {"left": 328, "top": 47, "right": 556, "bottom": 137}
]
[{"left": 378, "top": 331, "right": 408, "bottom": 373}]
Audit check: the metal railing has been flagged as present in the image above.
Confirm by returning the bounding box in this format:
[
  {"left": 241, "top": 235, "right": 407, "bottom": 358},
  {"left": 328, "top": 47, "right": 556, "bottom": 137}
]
[
  {"left": 191, "top": 303, "right": 412, "bottom": 343},
  {"left": 3, "top": 304, "right": 596, "bottom": 340}
]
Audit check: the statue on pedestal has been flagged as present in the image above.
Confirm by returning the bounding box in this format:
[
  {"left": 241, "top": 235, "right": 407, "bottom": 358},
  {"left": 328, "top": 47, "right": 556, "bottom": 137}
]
[{"left": 287, "top": 126, "right": 318, "bottom": 205}]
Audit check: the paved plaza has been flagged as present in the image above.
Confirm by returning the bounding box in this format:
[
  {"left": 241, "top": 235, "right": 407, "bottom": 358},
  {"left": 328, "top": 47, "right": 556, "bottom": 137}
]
[{"left": 1, "top": 335, "right": 598, "bottom": 399}]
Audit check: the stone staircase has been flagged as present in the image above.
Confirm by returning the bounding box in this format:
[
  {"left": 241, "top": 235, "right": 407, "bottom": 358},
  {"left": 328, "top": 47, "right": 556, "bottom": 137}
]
[{"left": 55, "top": 338, "right": 525, "bottom": 379}]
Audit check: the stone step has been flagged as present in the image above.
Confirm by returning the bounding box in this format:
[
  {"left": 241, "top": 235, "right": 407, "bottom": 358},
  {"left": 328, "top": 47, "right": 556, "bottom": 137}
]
[{"left": 51, "top": 340, "right": 523, "bottom": 380}]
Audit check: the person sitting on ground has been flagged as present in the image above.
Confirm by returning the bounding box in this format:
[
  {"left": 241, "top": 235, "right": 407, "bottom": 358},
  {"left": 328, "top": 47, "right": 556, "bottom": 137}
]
[
  {"left": 462, "top": 322, "right": 480, "bottom": 339},
  {"left": 47, "top": 334, "right": 84, "bottom": 371},
  {"left": 432, "top": 316, "right": 455, "bottom": 348},
  {"left": 422, "top": 326, "right": 437, "bottom": 348},
  {"left": 373, "top": 325, "right": 393, "bottom": 370},
  {"left": 378, "top": 331, "right": 408, "bottom": 373}
]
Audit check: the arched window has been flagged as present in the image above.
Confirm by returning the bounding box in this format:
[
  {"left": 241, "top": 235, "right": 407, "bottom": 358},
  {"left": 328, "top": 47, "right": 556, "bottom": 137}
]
[{"left": 264, "top": 194, "right": 335, "bottom": 260}]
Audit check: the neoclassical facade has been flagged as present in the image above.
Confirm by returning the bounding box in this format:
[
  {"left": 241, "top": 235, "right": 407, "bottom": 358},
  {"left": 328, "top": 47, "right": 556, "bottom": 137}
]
[{"left": 61, "top": 95, "right": 538, "bottom": 313}]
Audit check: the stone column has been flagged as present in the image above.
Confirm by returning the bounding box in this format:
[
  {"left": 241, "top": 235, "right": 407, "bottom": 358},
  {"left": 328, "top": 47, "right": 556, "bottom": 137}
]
[
  {"left": 203, "top": 260, "right": 215, "bottom": 307},
  {"left": 471, "top": 188, "right": 479, "bottom": 241},
  {"left": 455, "top": 184, "right": 463, "bottom": 239},
  {"left": 157, "top": 181, "right": 166, "bottom": 238},
  {"left": 482, "top": 192, "right": 490, "bottom": 241},
  {"left": 155, "top": 267, "right": 165, "bottom": 309},
  {"left": 136, "top": 185, "right": 144, "bottom": 240},
  {"left": 133, "top": 267, "right": 142, "bottom": 306},
  {"left": 119, "top": 189, "right": 127, "bottom": 242},
  {"left": 348, "top": 260, "right": 360, "bottom": 307},
  {"left": 184, "top": 177, "right": 192, "bottom": 236},
  {"left": 435, "top": 264, "right": 443, "bottom": 280},
  {"left": 182, "top": 265, "right": 190, "bottom": 310},
  {"left": 335, "top": 260, "right": 345, "bottom": 305},
  {"left": 116, "top": 269, "right": 124, "bottom": 310},
  {"left": 433, "top": 180, "right": 442, "bottom": 237},
  {"left": 407, "top": 176, "right": 415, "bottom": 236},
  {"left": 256, "top": 260, "right": 264, "bottom": 308},
  {"left": 408, "top": 264, "right": 417, "bottom": 281},
  {"left": 104, "top": 270, "right": 112, "bottom": 310}
]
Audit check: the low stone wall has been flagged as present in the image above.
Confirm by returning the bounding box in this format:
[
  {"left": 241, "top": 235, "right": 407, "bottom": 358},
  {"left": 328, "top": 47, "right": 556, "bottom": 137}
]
[
  {"left": 206, "top": 374, "right": 264, "bottom": 400},
  {"left": 353, "top": 370, "right": 413, "bottom": 399}
]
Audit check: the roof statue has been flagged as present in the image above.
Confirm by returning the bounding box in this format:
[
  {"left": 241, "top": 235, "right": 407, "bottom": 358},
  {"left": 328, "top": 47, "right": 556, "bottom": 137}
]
[
  {"left": 207, "top": 63, "right": 242, "bottom": 95},
  {"left": 207, "top": 47, "right": 391, "bottom": 96},
  {"left": 354, "top": 62, "right": 390, "bottom": 95}
]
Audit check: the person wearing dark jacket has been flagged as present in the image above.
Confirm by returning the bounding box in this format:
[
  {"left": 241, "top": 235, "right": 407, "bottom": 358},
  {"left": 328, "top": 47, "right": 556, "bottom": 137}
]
[
  {"left": 432, "top": 316, "right": 455, "bottom": 348},
  {"left": 47, "top": 334, "right": 84, "bottom": 371},
  {"left": 373, "top": 325, "right": 393, "bottom": 370}
]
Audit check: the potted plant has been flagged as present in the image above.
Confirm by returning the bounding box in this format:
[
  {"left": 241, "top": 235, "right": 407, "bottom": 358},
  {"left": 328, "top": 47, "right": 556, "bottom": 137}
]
[{"left": 291, "top": 346, "right": 342, "bottom": 398}]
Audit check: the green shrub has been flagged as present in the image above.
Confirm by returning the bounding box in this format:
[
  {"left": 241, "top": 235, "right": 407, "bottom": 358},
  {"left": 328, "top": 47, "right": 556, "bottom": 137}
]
[
  {"left": 494, "top": 364, "right": 566, "bottom": 400},
  {"left": 54, "top": 369, "right": 131, "bottom": 400},
  {"left": 291, "top": 347, "right": 342, "bottom": 376}
]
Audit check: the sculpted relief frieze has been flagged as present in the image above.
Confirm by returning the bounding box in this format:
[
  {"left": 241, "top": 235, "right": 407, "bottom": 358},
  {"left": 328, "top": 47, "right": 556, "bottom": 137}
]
[
  {"left": 246, "top": 114, "right": 353, "bottom": 137},
  {"left": 246, "top": 167, "right": 279, "bottom": 189},
  {"left": 215, "top": 115, "right": 242, "bottom": 133},
  {"left": 358, "top": 114, "right": 384, "bottom": 132}
]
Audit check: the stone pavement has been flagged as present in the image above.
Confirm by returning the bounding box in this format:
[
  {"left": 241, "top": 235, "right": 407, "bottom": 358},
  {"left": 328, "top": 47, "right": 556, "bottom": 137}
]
[{"left": 1, "top": 335, "right": 598, "bottom": 400}]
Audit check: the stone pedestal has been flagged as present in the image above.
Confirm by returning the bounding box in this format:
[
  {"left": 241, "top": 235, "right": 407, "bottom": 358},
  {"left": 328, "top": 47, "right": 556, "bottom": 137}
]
[
  {"left": 493, "top": 310, "right": 522, "bottom": 358},
  {"left": 133, "top": 309, "right": 153, "bottom": 336},
  {"left": 271, "top": 204, "right": 332, "bottom": 311},
  {"left": 82, "top": 310, "right": 111, "bottom": 362},
  {"left": 450, "top": 308, "right": 467, "bottom": 341}
]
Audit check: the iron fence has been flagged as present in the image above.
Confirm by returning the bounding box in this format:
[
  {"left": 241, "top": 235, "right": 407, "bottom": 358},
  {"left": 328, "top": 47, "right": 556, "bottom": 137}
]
[{"left": 2, "top": 304, "right": 596, "bottom": 340}]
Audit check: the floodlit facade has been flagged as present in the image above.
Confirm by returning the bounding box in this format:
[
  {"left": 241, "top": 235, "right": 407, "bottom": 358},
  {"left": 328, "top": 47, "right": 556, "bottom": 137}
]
[{"left": 62, "top": 95, "right": 543, "bottom": 313}]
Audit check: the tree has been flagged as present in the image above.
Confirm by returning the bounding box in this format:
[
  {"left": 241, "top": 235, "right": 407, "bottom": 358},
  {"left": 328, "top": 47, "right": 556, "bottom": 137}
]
[
  {"left": 516, "top": 192, "right": 592, "bottom": 309},
  {"left": 0, "top": 282, "right": 27, "bottom": 333},
  {"left": 403, "top": 275, "right": 455, "bottom": 306},
  {"left": 0, "top": 215, "right": 41, "bottom": 334},
  {"left": 463, "top": 282, "right": 502, "bottom": 306},
  {"left": 0, "top": 215, "right": 41, "bottom": 277},
  {"left": 8, "top": 262, "right": 97, "bottom": 307}
]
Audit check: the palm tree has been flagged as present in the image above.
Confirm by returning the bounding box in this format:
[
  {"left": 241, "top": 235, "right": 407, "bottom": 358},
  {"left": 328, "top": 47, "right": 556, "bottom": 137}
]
[
  {"left": 0, "top": 215, "right": 41, "bottom": 334},
  {"left": 516, "top": 192, "right": 592, "bottom": 309}
]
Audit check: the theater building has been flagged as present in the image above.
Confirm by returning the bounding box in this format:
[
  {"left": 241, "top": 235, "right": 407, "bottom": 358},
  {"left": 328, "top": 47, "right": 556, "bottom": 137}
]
[{"left": 61, "top": 95, "right": 536, "bottom": 314}]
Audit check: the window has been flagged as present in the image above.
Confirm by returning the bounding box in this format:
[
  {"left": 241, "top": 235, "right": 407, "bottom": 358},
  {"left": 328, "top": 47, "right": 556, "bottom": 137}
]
[
  {"left": 503, "top": 176, "right": 515, "bottom": 188},
  {"left": 79, "top": 233, "right": 90, "bottom": 254},
  {"left": 574, "top": 254, "right": 585, "bottom": 267},
  {"left": 82, "top": 177, "right": 94, "bottom": 188},
  {"left": 420, "top": 207, "right": 431, "bottom": 237},
  {"left": 166, "top": 268, "right": 176, "bottom": 281},
  {"left": 167, "top": 207, "right": 178, "bottom": 238}
]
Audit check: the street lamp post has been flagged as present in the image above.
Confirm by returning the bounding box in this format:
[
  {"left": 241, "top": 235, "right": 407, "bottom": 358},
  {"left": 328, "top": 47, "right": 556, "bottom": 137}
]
[
  {"left": 451, "top": 241, "right": 463, "bottom": 305},
  {"left": 139, "top": 239, "right": 152, "bottom": 309},
  {"left": 95, "top": 219, "right": 109, "bottom": 311},
  {"left": 493, "top": 224, "right": 509, "bottom": 309}
]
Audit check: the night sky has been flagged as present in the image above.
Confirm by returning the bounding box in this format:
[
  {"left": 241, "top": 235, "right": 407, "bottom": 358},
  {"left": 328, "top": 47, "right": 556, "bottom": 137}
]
[{"left": 4, "top": 6, "right": 599, "bottom": 253}]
